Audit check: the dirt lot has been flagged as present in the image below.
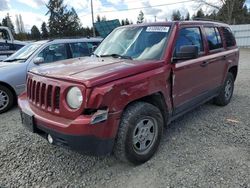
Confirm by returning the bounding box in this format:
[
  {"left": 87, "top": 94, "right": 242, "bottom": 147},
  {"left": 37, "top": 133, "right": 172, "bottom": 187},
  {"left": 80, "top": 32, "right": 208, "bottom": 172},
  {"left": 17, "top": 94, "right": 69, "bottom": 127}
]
[{"left": 0, "top": 49, "right": 249, "bottom": 188}]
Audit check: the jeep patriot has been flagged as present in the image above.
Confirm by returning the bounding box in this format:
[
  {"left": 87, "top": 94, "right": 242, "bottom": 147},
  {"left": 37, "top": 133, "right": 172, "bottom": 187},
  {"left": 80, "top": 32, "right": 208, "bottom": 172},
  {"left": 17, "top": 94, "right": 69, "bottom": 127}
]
[{"left": 18, "top": 21, "right": 239, "bottom": 164}]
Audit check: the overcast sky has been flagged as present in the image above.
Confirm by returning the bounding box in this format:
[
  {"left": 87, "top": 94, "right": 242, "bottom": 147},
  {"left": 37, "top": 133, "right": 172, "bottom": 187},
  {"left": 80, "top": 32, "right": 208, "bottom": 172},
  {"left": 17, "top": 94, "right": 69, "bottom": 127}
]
[{"left": 0, "top": 0, "right": 250, "bottom": 32}]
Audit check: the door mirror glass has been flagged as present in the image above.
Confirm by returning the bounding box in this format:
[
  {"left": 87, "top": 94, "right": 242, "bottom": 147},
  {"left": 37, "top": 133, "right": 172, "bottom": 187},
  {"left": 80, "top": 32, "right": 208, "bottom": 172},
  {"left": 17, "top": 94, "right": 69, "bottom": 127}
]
[
  {"left": 33, "top": 57, "right": 44, "bottom": 65},
  {"left": 174, "top": 45, "right": 199, "bottom": 61}
]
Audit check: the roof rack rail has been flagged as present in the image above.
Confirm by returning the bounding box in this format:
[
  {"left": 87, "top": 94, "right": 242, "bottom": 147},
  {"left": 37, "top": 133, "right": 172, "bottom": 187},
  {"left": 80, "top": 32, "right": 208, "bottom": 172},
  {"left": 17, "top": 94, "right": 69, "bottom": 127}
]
[
  {"left": 192, "top": 18, "right": 225, "bottom": 24},
  {"left": 47, "top": 36, "right": 102, "bottom": 41}
]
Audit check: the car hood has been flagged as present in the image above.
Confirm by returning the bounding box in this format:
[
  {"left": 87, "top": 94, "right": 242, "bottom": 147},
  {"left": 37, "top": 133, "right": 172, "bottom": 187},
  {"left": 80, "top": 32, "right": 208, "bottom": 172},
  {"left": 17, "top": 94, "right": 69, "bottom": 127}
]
[
  {"left": 30, "top": 57, "right": 163, "bottom": 87},
  {"left": 0, "top": 61, "right": 25, "bottom": 71}
]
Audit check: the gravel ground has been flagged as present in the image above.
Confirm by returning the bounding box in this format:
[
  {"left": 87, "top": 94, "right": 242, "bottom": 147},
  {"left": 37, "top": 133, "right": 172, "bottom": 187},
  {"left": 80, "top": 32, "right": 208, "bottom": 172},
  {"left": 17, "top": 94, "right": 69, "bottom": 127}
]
[{"left": 0, "top": 49, "right": 249, "bottom": 188}]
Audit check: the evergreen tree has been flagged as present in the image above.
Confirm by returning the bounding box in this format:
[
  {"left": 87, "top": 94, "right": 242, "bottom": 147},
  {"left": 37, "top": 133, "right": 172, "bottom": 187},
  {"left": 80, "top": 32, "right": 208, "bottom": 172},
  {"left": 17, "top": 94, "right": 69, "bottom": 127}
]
[
  {"left": 2, "top": 13, "right": 15, "bottom": 34},
  {"left": 46, "top": 0, "right": 67, "bottom": 37},
  {"left": 64, "top": 7, "right": 82, "bottom": 36},
  {"left": 172, "top": 10, "right": 181, "bottom": 21},
  {"left": 185, "top": 12, "right": 190, "bottom": 20},
  {"left": 96, "top": 15, "right": 101, "bottom": 22},
  {"left": 194, "top": 0, "right": 249, "bottom": 24},
  {"left": 46, "top": 0, "right": 82, "bottom": 37},
  {"left": 41, "top": 22, "right": 49, "bottom": 39},
  {"left": 196, "top": 9, "right": 205, "bottom": 18},
  {"left": 125, "top": 18, "right": 130, "bottom": 25},
  {"left": 137, "top": 11, "right": 144, "bottom": 24},
  {"left": 121, "top": 19, "right": 125, "bottom": 26},
  {"left": 31, "top": 25, "right": 41, "bottom": 40}
]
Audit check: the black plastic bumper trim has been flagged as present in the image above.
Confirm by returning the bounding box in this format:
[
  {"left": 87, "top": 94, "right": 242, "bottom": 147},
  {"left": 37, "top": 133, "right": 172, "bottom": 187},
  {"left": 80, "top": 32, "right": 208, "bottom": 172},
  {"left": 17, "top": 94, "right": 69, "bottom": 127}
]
[{"left": 36, "top": 125, "right": 115, "bottom": 156}]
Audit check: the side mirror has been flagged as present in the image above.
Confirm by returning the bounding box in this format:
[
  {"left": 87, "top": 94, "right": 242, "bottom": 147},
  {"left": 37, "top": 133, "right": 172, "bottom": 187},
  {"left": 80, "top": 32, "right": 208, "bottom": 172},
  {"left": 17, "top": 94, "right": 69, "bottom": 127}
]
[
  {"left": 91, "top": 45, "right": 97, "bottom": 53},
  {"left": 33, "top": 57, "right": 44, "bottom": 65},
  {"left": 173, "top": 45, "right": 199, "bottom": 61}
]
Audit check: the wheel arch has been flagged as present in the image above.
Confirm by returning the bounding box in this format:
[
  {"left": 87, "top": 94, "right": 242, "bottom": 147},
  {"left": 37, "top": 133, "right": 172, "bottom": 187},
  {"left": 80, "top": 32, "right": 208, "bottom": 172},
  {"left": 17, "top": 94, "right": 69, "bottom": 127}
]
[
  {"left": 228, "top": 66, "right": 238, "bottom": 81},
  {"left": 122, "top": 92, "right": 169, "bottom": 126},
  {"left": 0, "top": 81, "right": 17, "bottom": 102}
]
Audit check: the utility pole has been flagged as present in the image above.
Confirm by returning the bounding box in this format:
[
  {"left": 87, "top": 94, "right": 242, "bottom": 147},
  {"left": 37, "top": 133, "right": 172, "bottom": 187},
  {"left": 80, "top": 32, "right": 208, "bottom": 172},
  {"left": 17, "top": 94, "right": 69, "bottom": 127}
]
[{"left": 91, "top": 0, "right": 96, "bottom": 37}]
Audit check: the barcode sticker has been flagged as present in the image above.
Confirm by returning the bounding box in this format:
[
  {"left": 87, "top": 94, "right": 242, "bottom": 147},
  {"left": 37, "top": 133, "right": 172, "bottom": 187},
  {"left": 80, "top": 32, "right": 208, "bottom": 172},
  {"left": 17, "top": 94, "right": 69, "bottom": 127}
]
[{"left": 146, "top": 26, "right": 169, "bottom": 32}]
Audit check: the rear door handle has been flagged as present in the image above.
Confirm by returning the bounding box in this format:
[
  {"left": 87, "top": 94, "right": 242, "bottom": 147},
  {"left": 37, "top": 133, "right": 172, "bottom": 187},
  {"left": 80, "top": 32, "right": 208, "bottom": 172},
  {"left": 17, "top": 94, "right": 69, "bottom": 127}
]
[
  {"left": 200, "top": 61, "right": 209, "bottom": 67},
  {"left": 222, "top": 55, "right": 227, "bottom": 60}
]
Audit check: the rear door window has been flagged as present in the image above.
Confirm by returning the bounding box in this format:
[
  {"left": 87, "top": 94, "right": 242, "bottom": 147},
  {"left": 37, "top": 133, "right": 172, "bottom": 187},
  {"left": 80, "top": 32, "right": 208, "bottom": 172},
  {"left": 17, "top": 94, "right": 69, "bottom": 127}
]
[
  {"left": 175, "top": 27, "right": 204, "bottom": 53},
  {"left": 69, "top": 42, "right": 91, "bottom": 58},
  {"left": 222, "top": 27, "right": 236, "bottom": 47},
  {"left": 204, "top": 27, "right": 223, "bottom": 50},
  {"left": 37, "top": 43, "right": 68, "bottom": 63}
]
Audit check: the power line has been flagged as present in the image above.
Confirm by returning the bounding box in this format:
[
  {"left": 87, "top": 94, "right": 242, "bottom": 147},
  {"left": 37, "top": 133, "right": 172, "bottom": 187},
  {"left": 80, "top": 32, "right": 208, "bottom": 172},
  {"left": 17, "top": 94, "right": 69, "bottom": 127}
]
[
  {"left": 81, "top": 0, "right": 196, "bottom": 17},
  {"left": 99, "top": 0, "right": 151, "bottom": 7}
]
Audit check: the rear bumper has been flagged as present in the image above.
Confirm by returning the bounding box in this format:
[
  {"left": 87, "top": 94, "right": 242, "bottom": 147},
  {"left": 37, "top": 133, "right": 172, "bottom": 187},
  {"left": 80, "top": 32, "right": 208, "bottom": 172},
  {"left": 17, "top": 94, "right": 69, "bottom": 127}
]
[{"left": 18, "top": 93, "right": 121, "bottom": 155}]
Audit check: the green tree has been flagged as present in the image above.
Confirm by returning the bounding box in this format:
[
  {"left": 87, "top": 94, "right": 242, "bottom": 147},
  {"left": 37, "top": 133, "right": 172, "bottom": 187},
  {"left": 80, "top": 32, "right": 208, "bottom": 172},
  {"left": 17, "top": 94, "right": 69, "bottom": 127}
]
[
  {"left": 121, "top": 19, "right": 125, "bottom": 25},
  {"left": 46, "top": 0, "right": 67, "bottom": 37},
  {"left": 196, "top": 9, "right": 205, "bottom": 18},
  {"left": 96, "top": 15, "right": 101, "bottom": 22},
  {"left": 2, "top": 13, "right": 15, "bottom": 34},
  {"left": 46, "top": 0, "right": 82, "bottom": 37},
  {"left": 172, "top": 10, "right": 181, "bottom": 21},
  {"left": 185, "top": 12, "right": 190, "bottom": 20},
  {"left": 195, "top": 0, "right": 249, "bottom": 24},
  {"left": 31, "top": 25, "right": 41, "bottom": 40},
  {"left": 137, "top": 11, "right": 144, "bottom": 24},
  {"left": 121, "top": 18, "right": 130, "bottom": 26},
  {"left": 64, "top": 7, "right": 82, "bottom": 36},
  {"left": 41, "top": 22, "right": 49, "bottom": 39},
  {"left": 125, "top": 18, "right": 130, "bottom": 25}
]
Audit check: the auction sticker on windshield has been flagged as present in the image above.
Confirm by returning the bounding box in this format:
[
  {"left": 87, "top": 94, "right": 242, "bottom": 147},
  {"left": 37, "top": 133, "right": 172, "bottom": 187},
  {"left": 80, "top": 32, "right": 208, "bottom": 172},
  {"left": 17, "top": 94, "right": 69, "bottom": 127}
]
[{"left": 146, "top": 26, "right": 169, "bottom": 32}]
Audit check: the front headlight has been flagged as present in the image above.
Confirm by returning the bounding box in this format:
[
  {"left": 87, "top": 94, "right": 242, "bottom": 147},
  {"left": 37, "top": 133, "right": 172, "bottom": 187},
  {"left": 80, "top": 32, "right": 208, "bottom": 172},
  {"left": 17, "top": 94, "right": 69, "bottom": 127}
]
[{"left": 66, "top": 87, "right": 83, "bottom": 109}]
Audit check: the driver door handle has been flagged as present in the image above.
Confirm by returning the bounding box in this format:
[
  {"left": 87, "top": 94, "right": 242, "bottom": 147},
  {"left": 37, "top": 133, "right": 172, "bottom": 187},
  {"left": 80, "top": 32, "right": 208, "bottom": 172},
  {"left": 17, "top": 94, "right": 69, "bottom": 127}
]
[{"left": 200, "top": 61, "right": 209, "bottom": 67}]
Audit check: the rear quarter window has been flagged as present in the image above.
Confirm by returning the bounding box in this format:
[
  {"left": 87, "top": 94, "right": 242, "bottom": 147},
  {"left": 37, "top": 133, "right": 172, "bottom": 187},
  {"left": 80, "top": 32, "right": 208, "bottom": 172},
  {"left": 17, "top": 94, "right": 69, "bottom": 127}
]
[
  {"left": 222, "top": 27, "right": 236, "bottom": 47},
  {"left": 204, "top": 27, "right": 223, "bottom": 51}
]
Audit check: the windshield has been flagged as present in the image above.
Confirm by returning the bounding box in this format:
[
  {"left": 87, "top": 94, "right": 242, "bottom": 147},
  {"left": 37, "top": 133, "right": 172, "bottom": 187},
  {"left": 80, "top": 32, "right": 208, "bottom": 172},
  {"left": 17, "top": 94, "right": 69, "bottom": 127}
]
[
  {"left": 95, "top": 25, "right": 170, "bottom": 61},
  {"left": 4, "top": 43, "right": 42, "bottom": 62}
]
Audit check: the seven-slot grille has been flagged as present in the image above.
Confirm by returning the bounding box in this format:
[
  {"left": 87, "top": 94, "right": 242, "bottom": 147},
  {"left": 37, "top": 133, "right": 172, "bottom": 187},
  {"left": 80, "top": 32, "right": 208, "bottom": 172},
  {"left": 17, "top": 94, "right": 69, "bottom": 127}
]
[{"left": 27, "top": 78, "right": 61, "bottom": 112}]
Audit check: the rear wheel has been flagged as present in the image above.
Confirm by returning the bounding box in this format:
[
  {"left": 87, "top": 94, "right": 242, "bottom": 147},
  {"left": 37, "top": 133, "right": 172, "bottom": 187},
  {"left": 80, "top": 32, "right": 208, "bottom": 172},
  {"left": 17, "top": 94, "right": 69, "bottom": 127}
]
[
  {"left": 0, "top": 85, "right": 14, "bottom": 114},
  {"left": 114, "top": 102, "right": 163, "bottom": 164},
  {"left": 214, "top": 72, "right": 234, "bottom": 106}
]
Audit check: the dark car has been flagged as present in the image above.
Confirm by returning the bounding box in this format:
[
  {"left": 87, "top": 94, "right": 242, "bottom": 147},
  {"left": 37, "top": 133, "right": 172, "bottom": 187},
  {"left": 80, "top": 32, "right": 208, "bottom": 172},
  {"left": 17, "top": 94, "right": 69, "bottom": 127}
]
[{"left": 18, "top": 21, "right": 239, "bottom": 164}]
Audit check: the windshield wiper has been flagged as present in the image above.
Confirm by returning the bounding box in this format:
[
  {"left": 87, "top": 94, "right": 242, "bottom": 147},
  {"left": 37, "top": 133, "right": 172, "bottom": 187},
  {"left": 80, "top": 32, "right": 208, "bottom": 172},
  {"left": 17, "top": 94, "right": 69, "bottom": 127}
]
[
  {"left": 100, "top": 54, "right": 133, "bottom": 60},
  {"left": 4, "top": 58, "right": 26, "bottom": 62},
  {"left": 92, "top": 53, "right": 100, "bottom": 58}
]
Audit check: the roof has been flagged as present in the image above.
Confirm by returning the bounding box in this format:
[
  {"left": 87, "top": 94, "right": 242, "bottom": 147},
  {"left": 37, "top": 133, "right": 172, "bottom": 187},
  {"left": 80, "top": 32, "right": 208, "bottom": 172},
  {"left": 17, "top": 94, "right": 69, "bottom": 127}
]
[
  {"left": 119, "top": 20, "right": 230, "bottom": 28},
  {"left": 48, "top": 37, "right": 103, "bottom": 43},
  {"left": 30, "top": 37, "right": 103, "bottom": 45}
]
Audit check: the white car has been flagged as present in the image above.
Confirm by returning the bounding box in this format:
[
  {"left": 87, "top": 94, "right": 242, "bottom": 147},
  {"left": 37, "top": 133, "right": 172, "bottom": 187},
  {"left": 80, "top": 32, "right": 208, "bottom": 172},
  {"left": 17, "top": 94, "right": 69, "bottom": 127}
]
[
  {"left": 0, "top": 37, "right": 102, "bottom": 113},
  {"left": 0, "top": 26, "right": 27, "bottom": 61}
]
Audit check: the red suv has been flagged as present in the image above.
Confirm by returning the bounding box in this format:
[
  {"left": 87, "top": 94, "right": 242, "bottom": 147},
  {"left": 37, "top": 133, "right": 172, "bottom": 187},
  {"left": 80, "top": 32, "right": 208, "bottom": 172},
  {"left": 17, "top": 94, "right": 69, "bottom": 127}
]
[{"left": 18, "top": 21, "right": 239, "bottom": 164}]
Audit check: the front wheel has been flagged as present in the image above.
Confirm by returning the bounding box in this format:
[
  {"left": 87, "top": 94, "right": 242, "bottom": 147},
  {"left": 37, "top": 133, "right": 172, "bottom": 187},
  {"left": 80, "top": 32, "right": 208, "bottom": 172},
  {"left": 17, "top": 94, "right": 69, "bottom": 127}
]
[
  {"left": 114, "top": 102, "right": 163, "bottom": 164},
  {"left": 214, "top": 72, "right": 235, "bottom": 106},
  {"left": 0, "top": 85, "right": 14, "bottom": 114}
]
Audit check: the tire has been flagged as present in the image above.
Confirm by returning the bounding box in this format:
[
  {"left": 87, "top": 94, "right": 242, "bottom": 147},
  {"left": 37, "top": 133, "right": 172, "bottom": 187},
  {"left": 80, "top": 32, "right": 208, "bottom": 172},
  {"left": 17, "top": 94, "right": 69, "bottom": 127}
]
[
  {"left": 0, "top": 85, "right": 14, "bottom": 114},
  {"left": 214, "top": 72, "right": 235, "bottom": 106},
  {"left": 114, "top": 102, "right": 163, "bottom": 164}
]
